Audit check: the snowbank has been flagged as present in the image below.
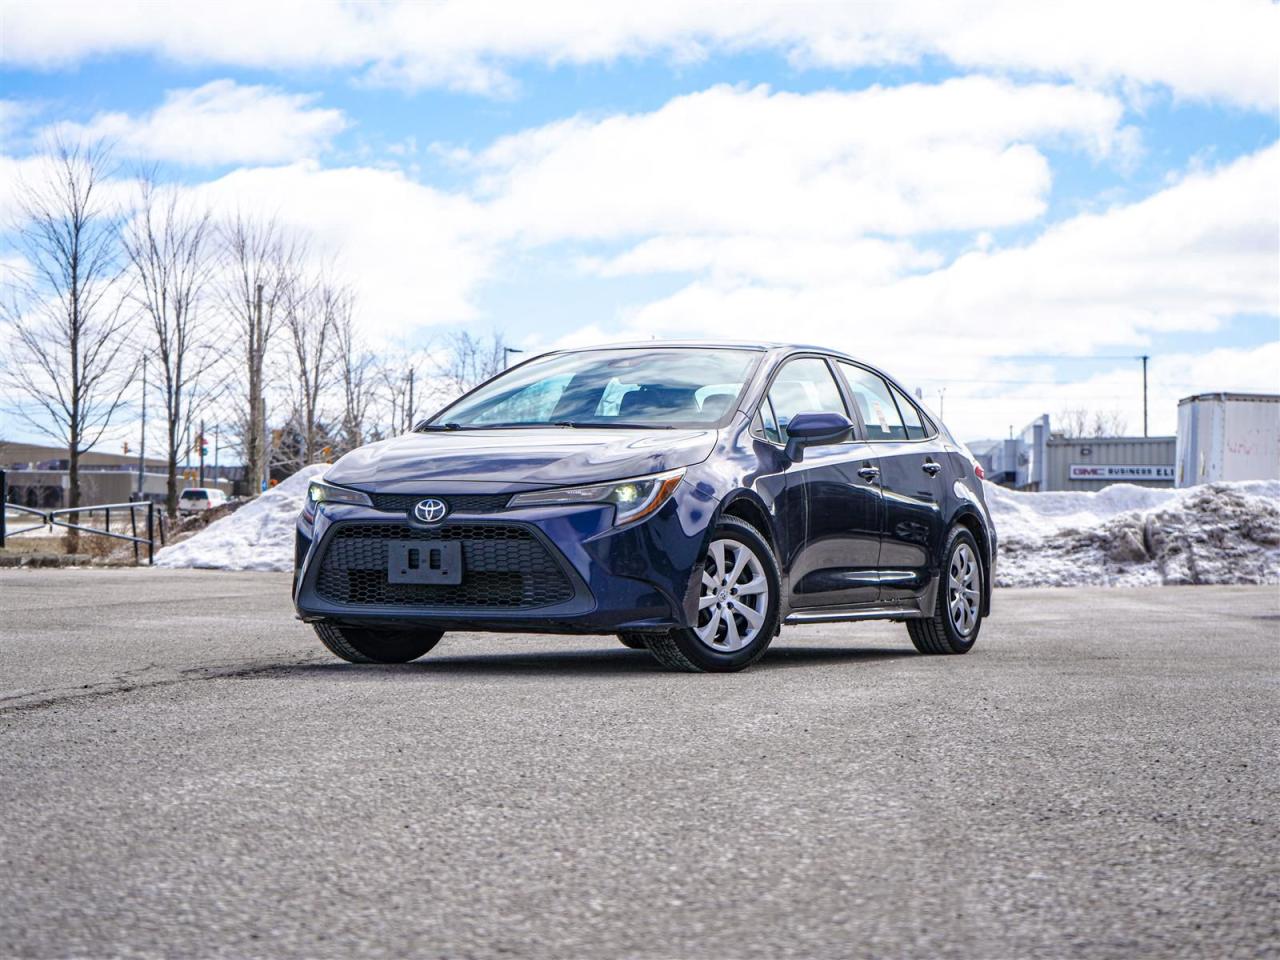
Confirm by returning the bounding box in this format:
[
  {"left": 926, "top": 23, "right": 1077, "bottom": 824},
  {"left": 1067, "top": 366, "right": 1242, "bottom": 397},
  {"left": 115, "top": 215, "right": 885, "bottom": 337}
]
[
  {"left": 154, "top": 464, "right": 1280, "bottom": 589},
  {"left": 154, "top": 464, "right": 327, "bottom": 572},
  {"left": 986, "top": 480, "right": 1280, "bottom": 588}
]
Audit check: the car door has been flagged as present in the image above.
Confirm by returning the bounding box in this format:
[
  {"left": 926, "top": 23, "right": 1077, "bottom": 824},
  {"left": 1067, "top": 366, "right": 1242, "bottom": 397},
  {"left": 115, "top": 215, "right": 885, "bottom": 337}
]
[
  {"left": 761, "top": 356, "right": 883, "bottom": 607},
  {"left": 836, "top": 362, "right": 945, "bottom": 600}
]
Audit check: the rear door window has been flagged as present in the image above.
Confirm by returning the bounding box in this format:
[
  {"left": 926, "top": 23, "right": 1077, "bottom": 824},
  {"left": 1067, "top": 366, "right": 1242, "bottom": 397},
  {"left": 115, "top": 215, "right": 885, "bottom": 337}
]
[
  {"left": 837, "top": 362, "right": 907, "bottom": 441},
  {"left": 887, "top": 383, "right": 930, "bottom": 440}
]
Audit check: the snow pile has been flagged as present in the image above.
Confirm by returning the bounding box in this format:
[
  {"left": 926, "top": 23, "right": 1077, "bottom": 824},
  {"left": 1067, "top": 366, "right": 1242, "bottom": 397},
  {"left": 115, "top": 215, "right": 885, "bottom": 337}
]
[
  {"left": 154, "top": 464, "right": 327, "bottom": 572},
  {"left": 154, "top": 463, "right": 1279, "bottom": 589},
  {"left": 987, "top": 480, "right": 1280, "bottom": 588}
]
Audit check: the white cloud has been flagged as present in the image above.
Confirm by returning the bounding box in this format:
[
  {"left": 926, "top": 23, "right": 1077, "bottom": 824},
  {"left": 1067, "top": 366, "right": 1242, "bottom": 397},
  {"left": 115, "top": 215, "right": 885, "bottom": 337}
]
[
  {"left": 188, "top": 161, "right": 490, "bottom": 341},
  {"left": 2, "top": 0, "right": 1275, "bottom": 108},
  {"left": 50, "top": 80, "right": 347, "bottom": 166},
  {"left": 547, "top": 144, "right": 1278, "bottom": 439},
  {"left": 472, "top": 78, "right": 1132, "bottom": 243}
]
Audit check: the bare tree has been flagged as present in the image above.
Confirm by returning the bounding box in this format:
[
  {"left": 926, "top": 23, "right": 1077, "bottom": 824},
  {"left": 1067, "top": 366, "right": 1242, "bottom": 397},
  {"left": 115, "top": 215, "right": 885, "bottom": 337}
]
[
  {"left": 218, "top": 213, "right": 302, "bottom": 495},
  {"left": 122, "top": 174, "right": 216, "bottom": 516},
  {"left": 284, "top": 274, "right": 338, "bottom": 466},
  {"left": 376, "top": 359, "right": 415, "bottom": 435},
  {"left": 1056, "top": 407, "right": 1090, "bottom": 439},
  {"left": 0, "top": 139, "right": 133, "bottom": 551},
  {"left": 429, "top": 330, "right": 507, "bottom": 401},
  {"left": 1057, "top": 407, "right": 1129, "bottom": 438},
  {"left": 1091, "top": 409, "right": 1128, "bottom": 437},
  {"left": 330, "top": 290, "right": 376, "bottom": 453}
]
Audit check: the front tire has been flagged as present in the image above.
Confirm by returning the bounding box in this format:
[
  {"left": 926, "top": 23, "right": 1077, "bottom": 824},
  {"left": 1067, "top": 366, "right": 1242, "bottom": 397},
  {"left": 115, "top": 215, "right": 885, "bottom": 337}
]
[
  {"left": 314, "top": 623, "right": 444, "bottom": 664},
  {"left": 646, "top": 516, "right": 781, "bottom": 673},
  {"left": 908, "top": 526, "right": 983, "bottom": 655}
]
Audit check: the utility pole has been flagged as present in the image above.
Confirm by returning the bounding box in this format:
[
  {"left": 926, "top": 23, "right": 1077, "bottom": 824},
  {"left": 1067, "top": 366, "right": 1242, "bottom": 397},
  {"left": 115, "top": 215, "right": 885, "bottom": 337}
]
[
  {"left": 938, "top": 387, "right": 946, "bottom": 421},
  {"left": 254, "top": 282, "right": 266, "bottom": 493},
  {"left": 137, "top": 354, "right": 147, "bottom": 498},
  {"left": 198, "top": 418, "right": 206, "bottom": 486},
  {"left": 406, "top": 367, "right": 415, "bottom": 431},
  {"left": 1141, "top": 354, "right": 1149, "bottom": 438},
  {"left": 214, "top": 424, "right": 220, "bottom": 476},
  {"left": 261, "top": 396, "right": 268, "bottom": 491}
]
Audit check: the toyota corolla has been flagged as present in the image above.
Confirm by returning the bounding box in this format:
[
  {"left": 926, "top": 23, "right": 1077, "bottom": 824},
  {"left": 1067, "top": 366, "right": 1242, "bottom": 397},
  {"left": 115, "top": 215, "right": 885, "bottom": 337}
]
[{"left": 294, "top": 342, "right": 996, "bottom": 672}]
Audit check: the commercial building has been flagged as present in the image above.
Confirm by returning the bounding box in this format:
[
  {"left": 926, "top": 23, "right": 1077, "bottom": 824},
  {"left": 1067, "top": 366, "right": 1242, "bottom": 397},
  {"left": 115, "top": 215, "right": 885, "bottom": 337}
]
[
  {"left": 1176, "top": 393, "right": 1280, "bottom": 486},
  {"left": 1, "top": 442, "right": 232, "bottom": 508},
  {"left": 975, "top": 391, "right": 1279, "bottom": 492},
  {"left": 974, "top": 415, "right": 1176, "bottom": 492}
]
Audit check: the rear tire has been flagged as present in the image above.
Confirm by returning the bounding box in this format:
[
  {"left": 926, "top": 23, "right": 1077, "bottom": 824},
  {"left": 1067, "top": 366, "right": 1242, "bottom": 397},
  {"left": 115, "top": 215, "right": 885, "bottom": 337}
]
[
  {"left": 314, "top": 623, "right": 444, "bottom": 664},
  {"left": 908, "top": 526, "right": 983, "bottom": 655},
  {"left": 646, "top": 516, "right": 781, "bottom": 673}
]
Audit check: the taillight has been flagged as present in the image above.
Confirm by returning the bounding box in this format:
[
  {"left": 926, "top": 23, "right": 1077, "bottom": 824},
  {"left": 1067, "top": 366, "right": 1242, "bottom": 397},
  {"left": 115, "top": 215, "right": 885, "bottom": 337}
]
[{"left": 974, "top": 463, "right": 986, "bottom": 480}]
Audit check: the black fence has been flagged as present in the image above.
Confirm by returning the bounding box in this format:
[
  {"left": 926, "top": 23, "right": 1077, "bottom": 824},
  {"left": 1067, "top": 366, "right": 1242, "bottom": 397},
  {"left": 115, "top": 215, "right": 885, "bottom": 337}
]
[{"left": 1, "top": 469, "right": 162, "bottom": 564}]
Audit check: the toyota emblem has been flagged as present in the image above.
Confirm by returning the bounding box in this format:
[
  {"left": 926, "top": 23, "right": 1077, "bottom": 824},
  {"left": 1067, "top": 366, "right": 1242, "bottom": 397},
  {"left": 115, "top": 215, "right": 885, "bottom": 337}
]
[{"left": 413, "top": 498, "right": 448, "bottom": 524}]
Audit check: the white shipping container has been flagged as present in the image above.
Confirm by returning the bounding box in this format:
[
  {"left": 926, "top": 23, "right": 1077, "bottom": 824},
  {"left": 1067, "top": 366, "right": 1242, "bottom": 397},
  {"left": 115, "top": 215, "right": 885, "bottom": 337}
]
[{"left": 1176, "top": 393, "right": 1280, "bottom": 486}]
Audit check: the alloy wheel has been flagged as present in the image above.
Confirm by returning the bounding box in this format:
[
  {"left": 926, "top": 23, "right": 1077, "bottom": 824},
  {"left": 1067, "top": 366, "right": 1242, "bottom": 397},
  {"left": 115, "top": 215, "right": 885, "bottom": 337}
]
[
  {"left": 694, "top": 538, "right": 770, "bottom": 652},
  {"left": 948, "top": 542, "right": 980, "bottom": 637}
]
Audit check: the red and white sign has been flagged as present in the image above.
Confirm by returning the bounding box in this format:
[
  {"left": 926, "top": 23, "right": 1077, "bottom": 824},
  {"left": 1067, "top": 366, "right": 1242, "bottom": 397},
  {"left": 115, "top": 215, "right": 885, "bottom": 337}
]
[{"left": 1069, "top": 464, "right": 1174, "bottom": 481}]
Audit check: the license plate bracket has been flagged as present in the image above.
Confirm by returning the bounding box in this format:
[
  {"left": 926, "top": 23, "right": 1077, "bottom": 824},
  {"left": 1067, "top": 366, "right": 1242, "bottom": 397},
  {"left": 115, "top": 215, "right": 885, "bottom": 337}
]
[{"left": 387, "top": 540, "right": 463, "bottom": 585}]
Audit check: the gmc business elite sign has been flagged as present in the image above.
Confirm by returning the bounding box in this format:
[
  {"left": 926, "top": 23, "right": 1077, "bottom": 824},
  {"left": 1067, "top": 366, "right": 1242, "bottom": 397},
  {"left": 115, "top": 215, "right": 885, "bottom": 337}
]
[{"left": 1069, "top": 464, "right": 1175, "bottom": 481}]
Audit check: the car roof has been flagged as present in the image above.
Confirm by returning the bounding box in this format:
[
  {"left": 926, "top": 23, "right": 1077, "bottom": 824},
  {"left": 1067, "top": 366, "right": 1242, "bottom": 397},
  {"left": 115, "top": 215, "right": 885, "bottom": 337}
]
[{"left": 542, "top": 339, "right": 863, "bottom": 363}]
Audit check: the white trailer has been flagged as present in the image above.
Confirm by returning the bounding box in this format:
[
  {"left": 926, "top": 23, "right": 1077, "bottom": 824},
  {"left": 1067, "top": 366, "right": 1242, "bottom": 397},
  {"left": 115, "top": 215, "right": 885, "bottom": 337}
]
[{"left": 1176, "top": 393, "right": 1280, "bottom": 486}]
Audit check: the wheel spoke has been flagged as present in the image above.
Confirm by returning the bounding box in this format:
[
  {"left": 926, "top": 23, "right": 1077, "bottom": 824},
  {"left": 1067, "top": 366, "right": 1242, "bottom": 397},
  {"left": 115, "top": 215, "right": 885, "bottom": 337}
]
[
  {"left": 726, "top": 548, "right": 751, "bottom": 587},
  {"left": 696, "top": 607, "right": 722, "bottom": 642},
  {"left": 723, "top": 611, "right": 742, "bottom": 649},
  {"left": 710, "top": 541, "right": 727, "bottom": 581},
  {"left": 735, "top": 576, "right": 767, "bottom": 596},
  {"left": 701, "top": 569, "right": 718, "bottom": 591},
  {"left": 698, "top": 593, "right": 718, "bottom": 610},
  {"left": 737, "top": 603, "right": 764, "bottom": 629}
]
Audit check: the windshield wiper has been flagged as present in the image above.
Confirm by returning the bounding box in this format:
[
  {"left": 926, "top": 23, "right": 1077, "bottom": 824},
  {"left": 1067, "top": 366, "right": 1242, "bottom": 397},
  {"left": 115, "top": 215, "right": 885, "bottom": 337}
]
[
  {"left": 419, "top": 422, "right": 462, "bottom": 431},
  {"left": 554, "top": 420, "right": 677, "bottom": 429}
]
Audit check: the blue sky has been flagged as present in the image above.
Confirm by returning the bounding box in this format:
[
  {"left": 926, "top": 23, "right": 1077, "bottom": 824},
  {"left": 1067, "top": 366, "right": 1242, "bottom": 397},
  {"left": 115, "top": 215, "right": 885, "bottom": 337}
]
[{"left": 1, "top": 1, "right": 1277, "bottom": 444}]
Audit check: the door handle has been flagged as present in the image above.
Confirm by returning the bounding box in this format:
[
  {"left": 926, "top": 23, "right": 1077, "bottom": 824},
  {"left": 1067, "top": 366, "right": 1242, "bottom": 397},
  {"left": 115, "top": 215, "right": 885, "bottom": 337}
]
[
  {"left": 857, "top": 466, "right": 880, "bottom": 482},
  {"left": 922, "top": 461, "right": 942, "bottom": 476}
]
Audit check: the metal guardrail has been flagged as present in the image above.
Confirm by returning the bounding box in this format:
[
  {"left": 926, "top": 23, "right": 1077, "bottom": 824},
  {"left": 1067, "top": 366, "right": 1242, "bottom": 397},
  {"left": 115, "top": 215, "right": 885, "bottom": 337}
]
[{"left": 1, "top": 468, "right": 161, "bottom": 564}]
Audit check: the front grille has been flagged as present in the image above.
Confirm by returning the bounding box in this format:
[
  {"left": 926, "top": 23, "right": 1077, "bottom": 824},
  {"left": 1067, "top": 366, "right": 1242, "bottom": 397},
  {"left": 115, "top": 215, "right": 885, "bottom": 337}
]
[
  {"left": 369, "top": 492, "right": 511, "bottom": 513},
  {"left": 315, "top": 522, "right": 573, "bottom": 609}
]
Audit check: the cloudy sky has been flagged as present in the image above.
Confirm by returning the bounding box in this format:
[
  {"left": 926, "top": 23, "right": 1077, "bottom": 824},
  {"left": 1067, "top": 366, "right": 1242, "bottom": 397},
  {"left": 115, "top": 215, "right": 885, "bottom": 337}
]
[{"left": 1, "top": 0, "right": 1277, "bottom": 443}]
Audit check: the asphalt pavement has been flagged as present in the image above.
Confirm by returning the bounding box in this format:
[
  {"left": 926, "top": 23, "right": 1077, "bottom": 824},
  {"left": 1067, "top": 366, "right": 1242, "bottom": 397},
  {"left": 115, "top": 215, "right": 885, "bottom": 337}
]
[{"left": 0, "top": 569, "right": 1276, "bottom": 959}]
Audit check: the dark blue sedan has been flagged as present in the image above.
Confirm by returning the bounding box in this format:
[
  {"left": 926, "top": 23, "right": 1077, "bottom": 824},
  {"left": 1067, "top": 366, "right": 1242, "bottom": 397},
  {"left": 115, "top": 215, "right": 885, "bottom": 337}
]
[{"left": 294, "top": 342, "right": 996, "bottom": 672}]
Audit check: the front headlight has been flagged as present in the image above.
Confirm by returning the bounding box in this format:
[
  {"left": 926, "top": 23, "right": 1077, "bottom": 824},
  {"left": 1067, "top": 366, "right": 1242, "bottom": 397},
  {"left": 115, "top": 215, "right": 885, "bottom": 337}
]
[
  {"left": 508, "top": 468, "right": 685, "bottom": 526},
  {"left": 304, "top": 478, "right": 372, "bottom": 520}
]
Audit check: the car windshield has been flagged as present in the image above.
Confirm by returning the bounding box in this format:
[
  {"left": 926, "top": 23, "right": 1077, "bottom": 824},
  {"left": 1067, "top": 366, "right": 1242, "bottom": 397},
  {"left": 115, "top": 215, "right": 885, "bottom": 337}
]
[{"left": 424, "top": 348, "right": 761, "bottom": 429}]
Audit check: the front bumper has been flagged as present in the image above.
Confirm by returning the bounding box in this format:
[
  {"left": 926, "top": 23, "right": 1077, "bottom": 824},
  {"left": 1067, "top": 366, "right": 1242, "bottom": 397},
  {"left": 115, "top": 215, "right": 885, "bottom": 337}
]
[{"left": 292, "top": 482, "right": 718, "bottom": 635}]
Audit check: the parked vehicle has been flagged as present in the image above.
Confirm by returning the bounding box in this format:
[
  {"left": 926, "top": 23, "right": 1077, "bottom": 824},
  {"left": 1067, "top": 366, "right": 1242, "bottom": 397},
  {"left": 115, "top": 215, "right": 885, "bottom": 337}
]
[
  {"left": 293, "top": 342, "right": 996, "bottom": 672},
  {"left": 178, "top": 487, "right": 228, "bottom": 514}
]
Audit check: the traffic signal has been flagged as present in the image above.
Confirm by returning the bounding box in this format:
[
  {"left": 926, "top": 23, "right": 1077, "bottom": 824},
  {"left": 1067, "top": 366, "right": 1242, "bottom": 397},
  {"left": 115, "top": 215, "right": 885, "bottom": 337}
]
[{"left": 122, "top": 442, "right": 130, "bottom": 455}]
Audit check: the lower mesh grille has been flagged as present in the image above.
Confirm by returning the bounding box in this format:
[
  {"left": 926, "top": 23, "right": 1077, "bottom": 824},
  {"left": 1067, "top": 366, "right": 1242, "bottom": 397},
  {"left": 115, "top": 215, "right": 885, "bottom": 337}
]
[{"left": 315, "top": 522, "right": 573, "bottom": 609}]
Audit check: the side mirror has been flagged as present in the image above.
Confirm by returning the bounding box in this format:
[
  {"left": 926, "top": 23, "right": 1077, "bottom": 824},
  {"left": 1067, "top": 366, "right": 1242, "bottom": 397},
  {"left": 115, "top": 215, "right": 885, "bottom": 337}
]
[{"left": 783, "top": 411, "right": 854, "bottom": 462}]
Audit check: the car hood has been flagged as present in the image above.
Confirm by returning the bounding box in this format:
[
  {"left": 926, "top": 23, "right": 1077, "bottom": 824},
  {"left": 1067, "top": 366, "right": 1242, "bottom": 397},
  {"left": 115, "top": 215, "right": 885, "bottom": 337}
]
[{"left": 323, "top": 427, "right": 718, "bottom": 492}]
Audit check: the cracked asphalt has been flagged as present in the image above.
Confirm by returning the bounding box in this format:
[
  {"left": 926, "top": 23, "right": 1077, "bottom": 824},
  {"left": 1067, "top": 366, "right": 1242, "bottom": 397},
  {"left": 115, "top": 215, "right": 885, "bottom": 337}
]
[{"left": 1, "top": 569, "right": 1277, "bottom": 959}]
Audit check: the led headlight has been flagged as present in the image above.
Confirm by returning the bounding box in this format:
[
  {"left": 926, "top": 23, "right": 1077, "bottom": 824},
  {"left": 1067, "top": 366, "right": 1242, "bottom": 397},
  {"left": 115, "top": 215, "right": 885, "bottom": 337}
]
[
  {"left": 509, "top": 468, "right": 685, "bottom": 526},
  {"left": 303, "top": 478, "right": 372, "bottom": 520}
]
